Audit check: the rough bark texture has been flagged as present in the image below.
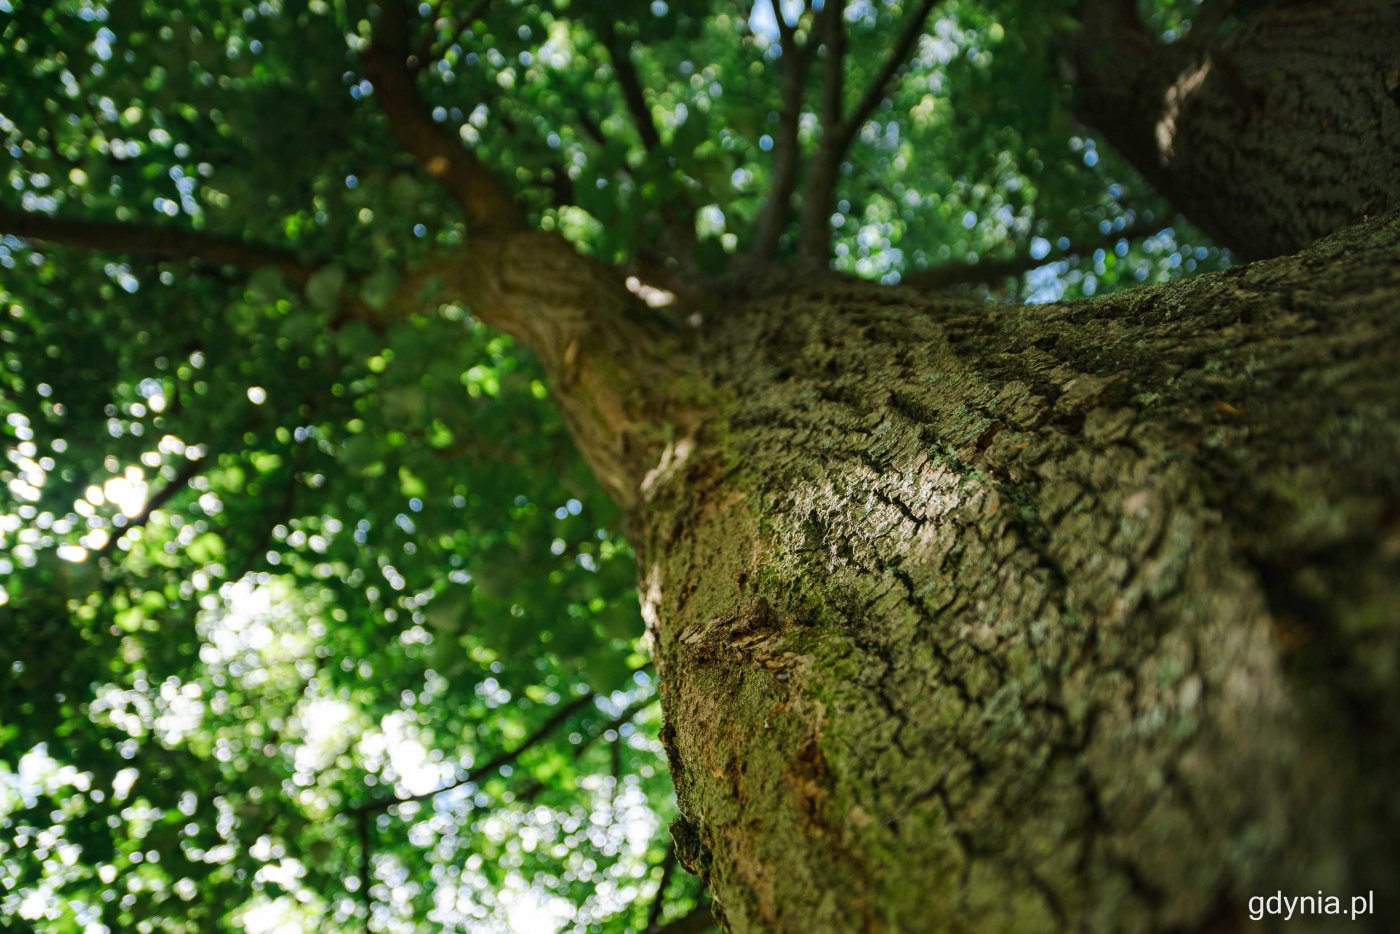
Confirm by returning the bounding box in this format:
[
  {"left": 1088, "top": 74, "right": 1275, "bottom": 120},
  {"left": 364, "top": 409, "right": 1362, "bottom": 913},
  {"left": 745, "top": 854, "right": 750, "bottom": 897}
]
[
  {"left": 410, "top": 231, "right": 701, "bottom": 512},
  {"left": 608, "top": 211, "right": 1400, "bottom": 932},
  {"left": 1074, "top": 0, "right": 1400, "bottom": 260}
]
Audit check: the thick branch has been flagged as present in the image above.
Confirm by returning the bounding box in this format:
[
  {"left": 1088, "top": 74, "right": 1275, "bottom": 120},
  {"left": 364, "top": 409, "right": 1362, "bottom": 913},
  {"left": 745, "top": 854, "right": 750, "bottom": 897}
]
[
  {"left": 751, "top": 0, "right": 810, "bottom": 259},
  {"left": 1072, "top": 0, "right": 1400, "bottom": 259},
  {"left": 603, "top": 25, "right": 663, "bottom": 154},
  {"left": 797, "top": 0, "right": 847, "bottom": 263},
  {"left": 817, "top": 0, "right": 846, "bottom": 141},
  {"left": 364, "top": 0, "right": 522, "bottom": 229},
  {"left": 358, "top": 215, "right": 695, "bottom": 514},
  {"left": 0, "top": 206, "right": 315, "bottom": 285}
]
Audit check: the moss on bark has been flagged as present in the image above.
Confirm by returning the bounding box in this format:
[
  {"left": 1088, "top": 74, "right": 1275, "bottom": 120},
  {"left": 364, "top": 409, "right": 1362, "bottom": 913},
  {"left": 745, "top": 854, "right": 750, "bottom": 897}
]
[{"left": 629, "top": 213, "right": 1400, "bottom": 932}]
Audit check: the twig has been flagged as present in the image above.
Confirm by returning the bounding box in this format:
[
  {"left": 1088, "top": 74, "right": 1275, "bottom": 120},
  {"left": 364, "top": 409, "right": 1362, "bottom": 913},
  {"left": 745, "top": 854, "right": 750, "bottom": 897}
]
[
  {"left": 349, "top": 689, "right": 600, "bottom": 816},
  {"left": 356, "top": 809, "right": 373, "bottom": 928},
  {"left": 900, "top": 219, "right": 1166, "bottom": 290},
  {"left": 647, "top": 901, "right": 714, "bottom": 934},
  {"left": 423, "top": 0, "right": 493, "bottom": 65},
  {"left": 96, "top": 456, "right": 206, "bottom": 559},
  {"left": 572, "top": 695, "right": 656, "bottom": 761}
]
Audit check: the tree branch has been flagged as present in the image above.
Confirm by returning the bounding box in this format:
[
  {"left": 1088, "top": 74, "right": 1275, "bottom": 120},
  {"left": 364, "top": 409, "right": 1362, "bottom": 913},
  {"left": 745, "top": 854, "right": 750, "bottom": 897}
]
[
  {"left": 603, "top": 24, "right": 663, "bottom": 154},
  {"left": 751, "top": 0, "right": 811, "bottom": 259},
  {"left": 798, "top": 0, "right": 941, "bottom": 264},
  {"left": 834, "top": 0, "right": 939, "bottom": 159},
  {"left": 0, "top": 206, "right": 315, "bottom": 286},
  {"left": 363, "top": 0, "right": 522, "bottom": 229},
  {"left": 817, "top": 0, "right": 846, "bottom": 141},
  {"left": 356, "top": 809, "right": 373, "bottom": 923},
  {"left": 506, "top": 693, "right": 657, "bottom": 807},
  {"left": 644, "top": 843, "right": 678, "bottom": 931},
  {"left": 900, "top": 219, "right": 1166, "bottom": 290},
  {"left": 797, "top": 0, "right": 847, "bottom": 263},
  {"left": 571, "top": 695, "right": 655, "bottom": 762},
  {"left": 96, "top": 456, "right": 206, "bottom": 559},
  {"left": 647, "top": 902, "right": 714, "bottom": 934},
  {"left": 349, "top": 689, "right": 600, "bottom": 816}
]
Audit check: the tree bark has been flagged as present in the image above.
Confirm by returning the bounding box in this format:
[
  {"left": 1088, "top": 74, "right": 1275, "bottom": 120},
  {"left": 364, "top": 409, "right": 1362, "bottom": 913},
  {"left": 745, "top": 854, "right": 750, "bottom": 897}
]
[
  {"left": 1074, "top": 0, "right": 1400, "bottom": 260},
  {"left": 603, "top": 211, "right": 1400, "bottom": 932}
]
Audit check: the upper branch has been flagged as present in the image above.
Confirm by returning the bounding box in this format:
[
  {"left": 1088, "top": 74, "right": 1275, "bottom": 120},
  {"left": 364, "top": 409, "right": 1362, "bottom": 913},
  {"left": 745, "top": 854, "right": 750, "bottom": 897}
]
[
  {"left": 0, "top": 206, "right": 316, "bottom": 286},
  {"left": 834, "top": 0, "right": 939, "bottom": 158},
  {"left": 363, "top": 0, "right": 523, "bottom": 229},
  {"left": 797, "top": 0, "right": 848, "bottom": 262},
  {"left": 603, "top": 24, "right": 663, "bottom": 154},
  {"left": 798, "top": 0, "right": 941, "bottom": 263},
  {"left": 817, "top": 0, "right": 846, "bottom": 141},
  {"left": 750, "top": 0, "right": 810, "bottom": 259},
  {"left": 644, "top": 843, "right": 679, "bottom": 932}
]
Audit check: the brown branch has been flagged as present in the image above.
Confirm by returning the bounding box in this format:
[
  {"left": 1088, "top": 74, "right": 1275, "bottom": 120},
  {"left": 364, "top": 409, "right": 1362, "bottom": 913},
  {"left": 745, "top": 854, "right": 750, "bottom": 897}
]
[
  {"left": 349, "top": 689, "right": 600, "bottom": 816},
  {"left": 363, "top": 0, "right": 522, "bottom": 229},
  {"left": 900, "top": 219, "right": 1165, "bottom": 290},
  {"left": 834, "top": 0, "right": 940, "bottom": 159},
  {"left": 504, "top": 692, "right": 657, "bottom": 807},
  {"left": 797, "top": 0, "right": 847, "bottom": 263},
  {"left": 96, "top": 456, "right": 206, "bottom": 559},
  {"left": 356, "top": 809, "right": 373, "bottom": 924},
  {"left": 817, "top": 0, "right": 846, "bottom": 140},
  {"left": 0, "top": 206, "right": 315, "bottom": 286},
  {"left": 900, "top": 252, "right": 1052, "bottom": 290},
  {"left": 647, "top": 902, "right": 715, "bottom": 934},
  {"left": 751, "top": 0, "right": 811, "bottom": 259},
  {"left": 644, "top": 843, "right": 678, "bottom": 931},
  {"left": 603, "top": 24, "right": 663, "bottom": 154},
  {"left": 599, "top": 24, "right": 703, "bottom": 268},
  {"left": 798, "top": 0, "right": 941, "bottom": 263}
]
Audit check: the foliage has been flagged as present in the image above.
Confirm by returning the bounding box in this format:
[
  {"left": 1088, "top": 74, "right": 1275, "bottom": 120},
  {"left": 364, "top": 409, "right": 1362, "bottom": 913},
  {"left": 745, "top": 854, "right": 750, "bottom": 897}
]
[{"left": 0, "top": 0, "right": 1227, "bottom": 930}]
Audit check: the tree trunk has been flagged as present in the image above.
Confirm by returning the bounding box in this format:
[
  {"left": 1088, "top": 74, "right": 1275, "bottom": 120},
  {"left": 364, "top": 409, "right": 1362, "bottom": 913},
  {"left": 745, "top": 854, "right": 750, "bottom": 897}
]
[
  {"left": 612, "top": 212, "right": 1400, "bottom": 932},
  {"left": 1073, "top": 0, "right": 1400, "bottom": 260}
]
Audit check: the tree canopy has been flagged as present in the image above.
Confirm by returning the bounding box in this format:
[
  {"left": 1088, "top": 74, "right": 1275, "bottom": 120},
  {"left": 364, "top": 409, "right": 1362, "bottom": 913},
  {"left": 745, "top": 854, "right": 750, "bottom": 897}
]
[{"left": 0, "top": 0, "right": 1251, "bottom": 930}]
